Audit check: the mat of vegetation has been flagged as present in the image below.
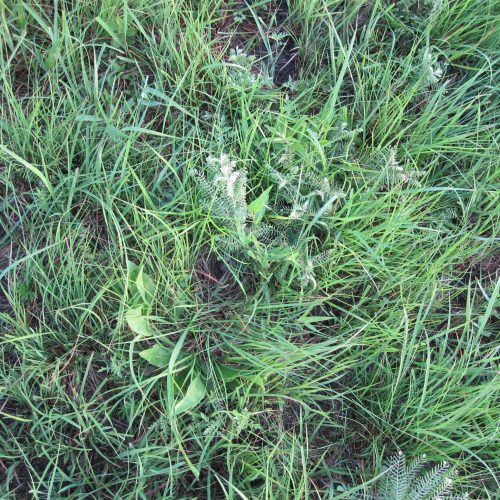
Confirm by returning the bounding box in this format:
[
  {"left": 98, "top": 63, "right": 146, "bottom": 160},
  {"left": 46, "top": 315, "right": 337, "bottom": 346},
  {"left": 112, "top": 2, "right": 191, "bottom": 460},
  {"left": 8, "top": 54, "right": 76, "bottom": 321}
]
[{"left": 0, "top": 0, "right": 498, "bottom": 498}]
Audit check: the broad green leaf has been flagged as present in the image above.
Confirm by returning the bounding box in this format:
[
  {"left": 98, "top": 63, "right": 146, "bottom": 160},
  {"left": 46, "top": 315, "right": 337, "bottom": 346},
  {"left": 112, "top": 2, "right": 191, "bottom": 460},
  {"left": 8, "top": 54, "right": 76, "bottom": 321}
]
[
  {"left": 249, "top": 374, "right": 265, "bottom": 391},
  {"left": 248, "top": 186, "right": 272, "bottom": 224},
  {"left": 136, "top": 267, "right": 155, "bottom": 305},
  {"left": 125, "top": 306, "right": 153, "bottom": 337},
  {"left": 173, "top": 376, "right": 206, "bottom": 415},
  {"left": 126, "top": 260, "right": 140, "bottom": 283},
  {"left": 266, "top": 246, "right": 295, "bottom": 262},
  {"left": 139, "top": 344, "right": 171, "bottom": 368},
  {"left": 215, "top": 364, "right": 241, "bottom": 381},
  {"left": 44, "top": 44, "right": 60, "bottom": 69},
  {"left": 125, "top": 261, "right": 155, "bottom": 304}
]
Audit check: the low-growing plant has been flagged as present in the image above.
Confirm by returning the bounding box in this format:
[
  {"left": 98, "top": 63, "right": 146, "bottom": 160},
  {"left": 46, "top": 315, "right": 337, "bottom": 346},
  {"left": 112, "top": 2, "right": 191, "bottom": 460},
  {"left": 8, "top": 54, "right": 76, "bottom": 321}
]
[
  {"left": 374, "top": 452, "right": 468, "bottom": 500},
  {"left": 190, "top": 152, "right": 345, "bottom": 291}
]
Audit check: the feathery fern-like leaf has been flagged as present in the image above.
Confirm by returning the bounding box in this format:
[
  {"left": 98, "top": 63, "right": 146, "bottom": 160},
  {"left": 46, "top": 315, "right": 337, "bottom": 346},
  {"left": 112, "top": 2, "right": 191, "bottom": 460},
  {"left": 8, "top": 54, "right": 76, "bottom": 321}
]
[{"left": 378, "top": 453, "right": 467, "bottom": 500}]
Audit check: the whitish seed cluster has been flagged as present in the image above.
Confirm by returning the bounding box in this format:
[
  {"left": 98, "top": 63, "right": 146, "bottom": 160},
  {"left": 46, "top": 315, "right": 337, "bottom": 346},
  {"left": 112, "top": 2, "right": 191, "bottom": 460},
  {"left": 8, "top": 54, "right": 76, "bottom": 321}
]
[{"left": 190, "top": 154, "right": 344, "bottom": 288}]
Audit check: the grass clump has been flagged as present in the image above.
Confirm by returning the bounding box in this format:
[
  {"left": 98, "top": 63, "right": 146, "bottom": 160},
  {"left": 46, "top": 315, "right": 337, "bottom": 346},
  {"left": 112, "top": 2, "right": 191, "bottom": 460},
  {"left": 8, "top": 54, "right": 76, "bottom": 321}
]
[{"left": 0, "top": 0, "right": 498, "bottom": 497}]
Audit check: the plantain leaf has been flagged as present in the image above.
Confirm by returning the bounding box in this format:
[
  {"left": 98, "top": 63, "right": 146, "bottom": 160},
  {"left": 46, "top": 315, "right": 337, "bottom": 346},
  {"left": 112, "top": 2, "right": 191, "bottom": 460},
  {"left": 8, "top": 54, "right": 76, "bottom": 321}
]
[
  {"left": 248, "top": 186, "right": 272, "bottom": 224},
  {"left": 125, "top": 306, "right": 153, "bottom": 337},
  {"left": 173, "top": 376, "right": 206, "bottom": 415},
  {"left": 215, "top": 364, "right": 241, "bottom": 381},
  {"left": 139, "top": 344, "right": 171, "bottom": 368},
  {"left": 136, "top": 267, "right": 155, "bottom": 305}
]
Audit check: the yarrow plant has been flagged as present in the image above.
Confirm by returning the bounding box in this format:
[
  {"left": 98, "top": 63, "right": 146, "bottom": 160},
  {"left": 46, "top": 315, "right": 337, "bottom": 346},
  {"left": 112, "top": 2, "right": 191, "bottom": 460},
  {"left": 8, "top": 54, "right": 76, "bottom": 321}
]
[
  {"left": 392, "top": 0, "right": 448, "bottom": 25},
  {"left": 369, "top": 147, "right": 427, "bottom": 187},
  {"left": 374, "top": 452, "right": 468, "bottom": 500},
  {"left": 191, "top": 153, "right": 248, "bottom": 230},
  {"left": 190, "top": 153, "right": 345, "bottom": 289},
  {"left": 225, "top": 47, "right": 273, "bottom": 87},
  {"left": 421, "top": 47, "right": 447, "bottom": 86}
]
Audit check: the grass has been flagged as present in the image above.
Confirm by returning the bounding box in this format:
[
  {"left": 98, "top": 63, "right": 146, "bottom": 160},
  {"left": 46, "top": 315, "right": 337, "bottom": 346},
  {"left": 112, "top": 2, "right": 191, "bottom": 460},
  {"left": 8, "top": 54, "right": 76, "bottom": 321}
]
[{"left": 0, "top": 0, "right": 498, "bottom": 497}]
